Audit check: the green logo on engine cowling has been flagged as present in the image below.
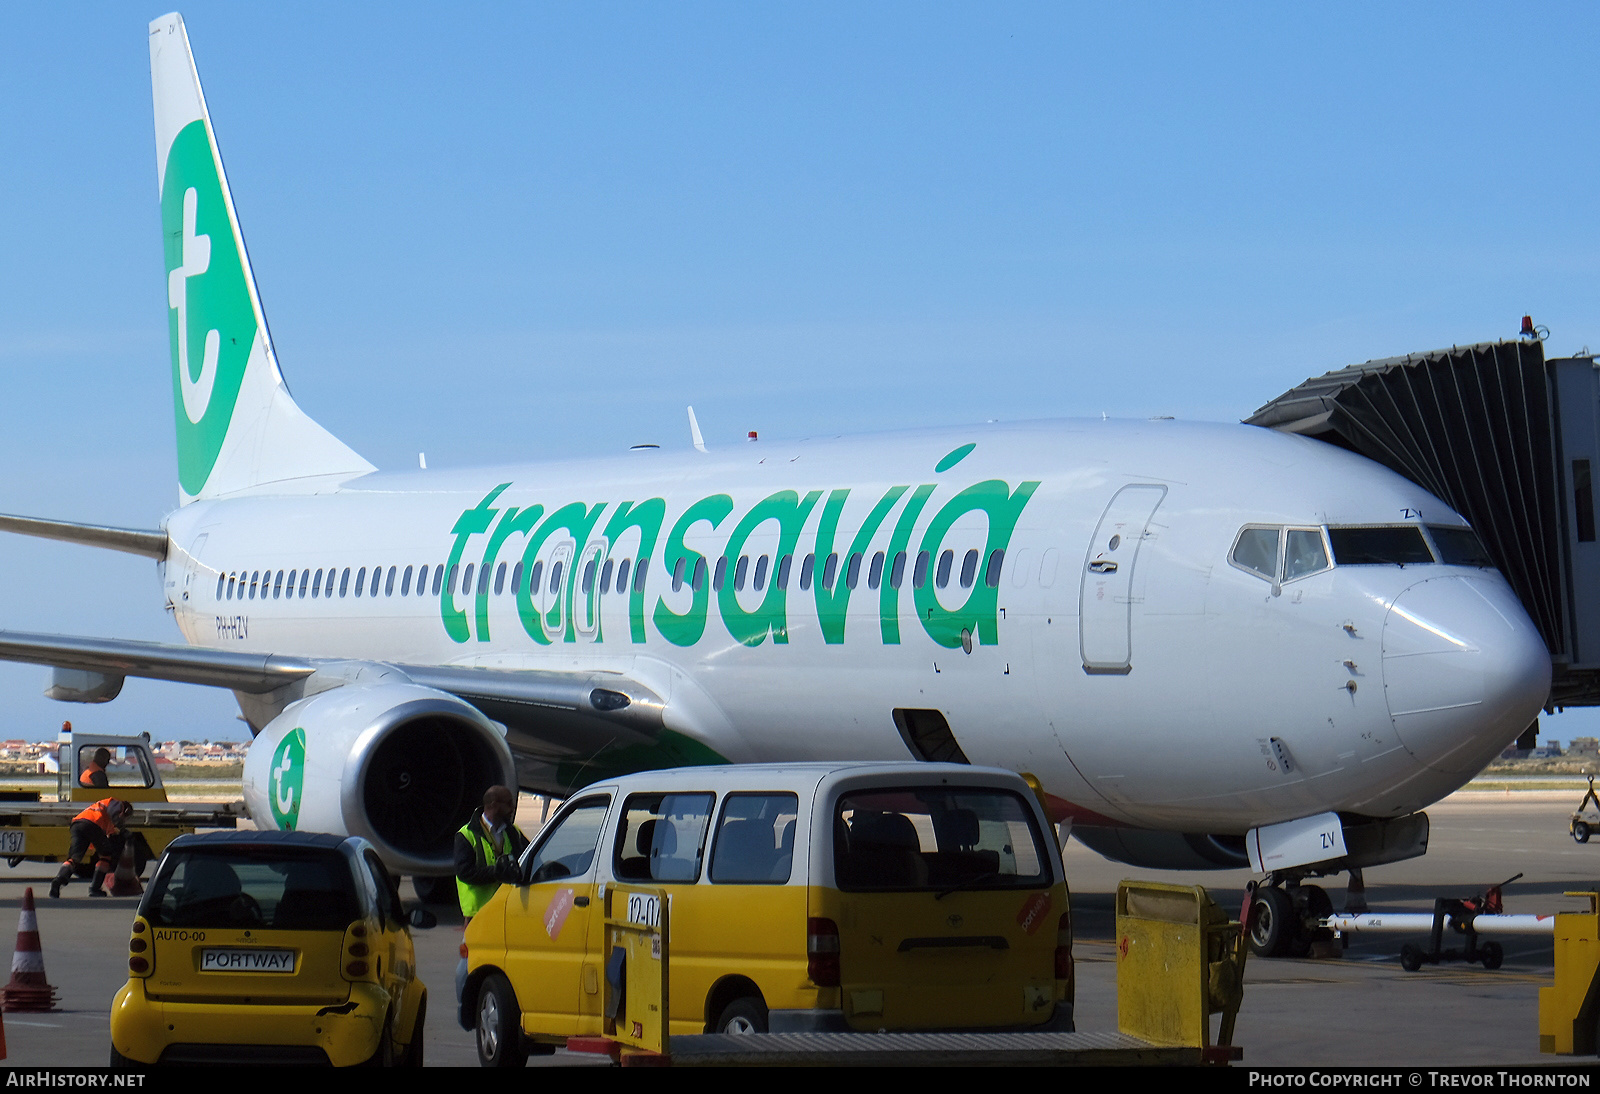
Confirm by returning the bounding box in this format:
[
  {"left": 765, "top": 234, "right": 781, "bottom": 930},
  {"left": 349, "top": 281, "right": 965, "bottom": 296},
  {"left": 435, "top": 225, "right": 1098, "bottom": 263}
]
[
  {"left": 269, "top": 728, "right": 306, "bottom": 830},
  {"left": 162, "top": 120, "right": 257, "bottom": 496}
]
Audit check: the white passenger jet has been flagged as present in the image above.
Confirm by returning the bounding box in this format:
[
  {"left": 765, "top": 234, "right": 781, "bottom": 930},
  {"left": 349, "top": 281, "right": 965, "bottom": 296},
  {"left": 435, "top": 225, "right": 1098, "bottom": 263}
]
[{"left": 0, "top": 15, "right": 1552, "bottom": 946}]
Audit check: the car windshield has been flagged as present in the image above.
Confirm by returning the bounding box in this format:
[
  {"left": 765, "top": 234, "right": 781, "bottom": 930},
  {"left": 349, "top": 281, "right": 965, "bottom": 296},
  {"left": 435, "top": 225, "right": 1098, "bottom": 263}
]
[
  {"left": 143, "top": 847, "right": 360, "bottom": 930},
  {"left": 833, "top": 786, "right": 1052, "bottom": 893}
]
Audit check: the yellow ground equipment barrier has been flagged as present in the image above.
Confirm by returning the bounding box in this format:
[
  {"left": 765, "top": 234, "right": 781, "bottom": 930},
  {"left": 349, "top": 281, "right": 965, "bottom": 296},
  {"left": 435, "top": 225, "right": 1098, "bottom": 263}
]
[
  {"left": 1539, "top": 891, "right": 1600, "bottom": 1055},
  {"left": 1116, "top": 880, "right": 1247, "bottom": 1053},
  {"left": 603, "top": 884, "right": 671, "bottom": 1060}
]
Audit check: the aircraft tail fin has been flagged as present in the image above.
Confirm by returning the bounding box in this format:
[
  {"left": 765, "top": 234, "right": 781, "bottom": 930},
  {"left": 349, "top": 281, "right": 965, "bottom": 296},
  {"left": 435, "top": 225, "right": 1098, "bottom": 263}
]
[{"left": 150, "top": 14, "right": 373, "bottom": 505}]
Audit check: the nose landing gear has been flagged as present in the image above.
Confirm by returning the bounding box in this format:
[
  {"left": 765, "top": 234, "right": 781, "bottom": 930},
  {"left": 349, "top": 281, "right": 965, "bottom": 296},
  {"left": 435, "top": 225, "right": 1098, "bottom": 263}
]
[{"left": 1247, "top": 877, "right": 1338, "bottom": 958}]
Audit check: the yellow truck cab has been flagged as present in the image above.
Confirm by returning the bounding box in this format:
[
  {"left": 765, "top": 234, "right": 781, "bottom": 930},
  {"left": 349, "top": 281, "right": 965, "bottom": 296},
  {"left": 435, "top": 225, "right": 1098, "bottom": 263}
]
[{"left": 462, "top": 762, "right": 1073, "bottom": 1064}]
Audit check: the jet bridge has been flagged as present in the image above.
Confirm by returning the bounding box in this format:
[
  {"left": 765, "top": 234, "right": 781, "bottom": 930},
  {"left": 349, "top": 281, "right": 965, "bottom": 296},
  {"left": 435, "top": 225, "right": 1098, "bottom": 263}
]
[{"left": 1248, "top": 338, "right": 1600, "bottom": 708}]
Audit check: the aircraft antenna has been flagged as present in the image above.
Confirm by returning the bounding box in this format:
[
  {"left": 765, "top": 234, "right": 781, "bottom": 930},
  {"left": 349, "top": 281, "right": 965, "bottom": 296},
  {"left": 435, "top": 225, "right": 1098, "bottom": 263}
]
[{"left": 687, "top": 407, "right": 707, "bottom": 453}]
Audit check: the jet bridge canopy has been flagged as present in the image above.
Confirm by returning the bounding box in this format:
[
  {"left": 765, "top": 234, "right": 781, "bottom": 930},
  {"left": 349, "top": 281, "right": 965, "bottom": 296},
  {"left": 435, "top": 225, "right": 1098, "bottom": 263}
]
[{"left": 1248, "top": 339, "right": 1600, "bottom": 707}]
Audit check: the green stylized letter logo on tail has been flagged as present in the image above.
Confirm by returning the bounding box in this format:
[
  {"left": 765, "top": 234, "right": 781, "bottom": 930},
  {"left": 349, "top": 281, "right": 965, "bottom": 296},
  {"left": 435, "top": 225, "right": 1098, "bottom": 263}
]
[
  {"left": 268, "top": 727, "right": 306, "bottom": 830},
  {"left": 162, "top": 120, "right": 256, "bottom": 496}
]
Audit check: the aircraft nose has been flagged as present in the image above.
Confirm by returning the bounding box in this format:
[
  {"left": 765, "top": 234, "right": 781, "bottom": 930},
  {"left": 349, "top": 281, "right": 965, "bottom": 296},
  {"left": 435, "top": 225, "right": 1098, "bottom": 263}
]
[{"left": 1381, "top": 575, "right": 1550, "bottom": 775}]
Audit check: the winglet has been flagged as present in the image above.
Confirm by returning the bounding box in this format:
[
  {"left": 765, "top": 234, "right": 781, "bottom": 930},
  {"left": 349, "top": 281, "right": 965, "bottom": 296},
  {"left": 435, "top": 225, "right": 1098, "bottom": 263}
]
[{"left": 687, "top": 406, "right": 707, "bottom": 453}]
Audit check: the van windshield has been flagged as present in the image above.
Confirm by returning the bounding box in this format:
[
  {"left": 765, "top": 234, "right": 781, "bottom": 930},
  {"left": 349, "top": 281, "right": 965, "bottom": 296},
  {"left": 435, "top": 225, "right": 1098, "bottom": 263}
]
[
  {"left": 143, "top": 847, "right": 360, "bottom": 930},
  {"left": 833, "top": 787, "right": 1052, "bottom": 893}
]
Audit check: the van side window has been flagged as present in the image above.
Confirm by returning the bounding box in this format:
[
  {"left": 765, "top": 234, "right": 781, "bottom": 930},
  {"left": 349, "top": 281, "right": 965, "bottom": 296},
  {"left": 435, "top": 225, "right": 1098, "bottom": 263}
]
[
  {"left": 710, "top": 793, "right": 799, "bottom": 884},
  {"left": 613, "top": 792, "right": 714, "bottom": 883},
  {"left": 523, "top": 796, "right": 612, "bottom": 884}
]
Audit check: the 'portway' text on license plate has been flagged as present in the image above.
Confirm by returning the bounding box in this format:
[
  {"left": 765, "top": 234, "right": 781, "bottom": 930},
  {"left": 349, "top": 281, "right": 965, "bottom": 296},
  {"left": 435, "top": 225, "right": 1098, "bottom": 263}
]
[{"left": 200, "top": 948, "right": 295, "bottom": 973}]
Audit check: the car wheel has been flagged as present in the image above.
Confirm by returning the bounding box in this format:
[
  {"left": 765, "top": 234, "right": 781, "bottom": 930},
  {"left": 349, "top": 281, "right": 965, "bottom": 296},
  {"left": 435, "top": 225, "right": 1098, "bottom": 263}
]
[
  {"left": 108, "top": 1044, "right": 144, "bottom": 1070},
  {"left": 401, "top": 995, "right": 426, "bottom": 1067},
  {"left": 362, "top": 1022, "right": 397, "bottom": 1067},
  {"left": 715, "top": 996, "right": 768, "bottom": 1034},
  {"left": 1248, "top": 887, "right": 1295, "bottom": 958},
  {"left": 476, "top": 973, "right": 528, "bottom": 1067},
  {"left": 1480, "top": 941, "right": 1504, "bottom": 970},
  {"left": 1400, "top": 943, "right": 1424, "bottom": 972},
  {"left": 1576, "top": 822, "right": 1591, "bottom": 844}
]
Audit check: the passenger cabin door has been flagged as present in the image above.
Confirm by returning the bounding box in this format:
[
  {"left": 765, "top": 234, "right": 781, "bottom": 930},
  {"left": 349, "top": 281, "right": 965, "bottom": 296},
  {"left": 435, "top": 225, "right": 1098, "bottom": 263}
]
[{"left": 1079, "top": 485, "right": 1167, "bottom": 674}]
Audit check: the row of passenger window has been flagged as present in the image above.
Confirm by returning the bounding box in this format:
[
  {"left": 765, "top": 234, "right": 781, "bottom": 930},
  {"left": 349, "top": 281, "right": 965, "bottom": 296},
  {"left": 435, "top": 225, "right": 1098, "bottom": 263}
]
[
  {"left": 219, "top": 547, "right": 1004, "bottom": 607},
  {"left": 666, "top": 547, "right": 1005, "bottom": 595},
  {"left": 214, "top": 547, "right": 1006, "bottom": 603},
  {"left": 1229, "top": 523, "right": 1493, "bottom": 585}
]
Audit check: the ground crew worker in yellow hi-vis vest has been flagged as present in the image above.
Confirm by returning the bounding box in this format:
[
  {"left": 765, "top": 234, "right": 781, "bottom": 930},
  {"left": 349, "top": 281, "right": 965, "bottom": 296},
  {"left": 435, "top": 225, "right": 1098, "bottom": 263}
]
[{"left": 454, "top": 785, "right": 528, "bottom": 1002}]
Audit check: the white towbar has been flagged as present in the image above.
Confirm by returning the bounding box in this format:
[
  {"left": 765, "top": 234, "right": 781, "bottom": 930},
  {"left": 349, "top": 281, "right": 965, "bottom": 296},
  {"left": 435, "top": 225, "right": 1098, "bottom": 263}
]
[{"left": 1324, "top": 914, "right": 1555, "bottom": 935}]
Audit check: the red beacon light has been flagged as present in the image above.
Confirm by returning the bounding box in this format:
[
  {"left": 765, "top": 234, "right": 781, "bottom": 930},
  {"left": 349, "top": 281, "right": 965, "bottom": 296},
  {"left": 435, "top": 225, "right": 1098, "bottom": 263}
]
[
  {"left": 1521, "top": 315, "right": 1536, "bottom": 338},
  {"left": 747, "top": 431, "right": 758, "bottom": 442}
]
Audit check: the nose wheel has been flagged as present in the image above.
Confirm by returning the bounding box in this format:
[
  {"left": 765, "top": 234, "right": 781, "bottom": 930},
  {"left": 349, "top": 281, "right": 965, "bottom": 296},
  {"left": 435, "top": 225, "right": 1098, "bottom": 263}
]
[{"left": 1248, "top": 882, "right": 1335, "bottom": 958}]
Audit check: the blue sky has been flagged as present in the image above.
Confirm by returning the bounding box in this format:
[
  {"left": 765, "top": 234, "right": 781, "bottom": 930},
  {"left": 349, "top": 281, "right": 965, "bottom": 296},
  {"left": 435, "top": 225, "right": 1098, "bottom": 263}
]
[{"left": 1, "top": 3, "right": 1599, "bottom": 743}]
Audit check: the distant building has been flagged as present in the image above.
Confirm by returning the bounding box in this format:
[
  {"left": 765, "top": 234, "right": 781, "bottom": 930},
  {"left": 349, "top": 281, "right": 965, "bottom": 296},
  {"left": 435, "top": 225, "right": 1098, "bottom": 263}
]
[{"left": 1571, "top": 737, "right": 1600, "bottom": 757}]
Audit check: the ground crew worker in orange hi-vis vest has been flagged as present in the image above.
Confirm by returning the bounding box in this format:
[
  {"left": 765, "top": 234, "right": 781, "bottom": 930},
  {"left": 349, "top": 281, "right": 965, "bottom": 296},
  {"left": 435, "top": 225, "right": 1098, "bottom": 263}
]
[
  {"left": 50, "top": 798, "right": 131, "bottom": 899},
  {"left": 79, "top": 747, "right": 111, "bottom": 789}
]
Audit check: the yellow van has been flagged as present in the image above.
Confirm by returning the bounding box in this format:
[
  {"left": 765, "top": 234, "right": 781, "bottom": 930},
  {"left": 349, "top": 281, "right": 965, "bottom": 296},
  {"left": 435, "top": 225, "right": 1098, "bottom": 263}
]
[{"left": 461, "top": 762, "right": 1073, "bottom": 1065}]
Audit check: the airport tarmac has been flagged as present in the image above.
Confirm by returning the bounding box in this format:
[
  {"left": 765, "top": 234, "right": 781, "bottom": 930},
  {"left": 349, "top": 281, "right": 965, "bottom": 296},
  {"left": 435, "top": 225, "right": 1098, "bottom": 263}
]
[{"left": 1, "top": 792, "right": 1595, "bottom": 1068}]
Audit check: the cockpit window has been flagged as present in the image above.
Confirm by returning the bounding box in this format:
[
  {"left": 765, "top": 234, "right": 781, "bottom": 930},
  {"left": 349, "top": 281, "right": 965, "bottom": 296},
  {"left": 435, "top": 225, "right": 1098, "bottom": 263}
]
[
  {"left": 1283, "top": 529, "right": 1331, "bottom": 580},
  {"left": 1231, "top": 526, "right": 1332, "bottom": 583},
  {"left": 1230, "top": 527, "right": 1280, "bottom": 580},
  {"left": 1327, "top": 526, "right": 1433, "bottom": 566},
  {"left": 1427, "top": 525, "right": 1494, "bottom": 567}
]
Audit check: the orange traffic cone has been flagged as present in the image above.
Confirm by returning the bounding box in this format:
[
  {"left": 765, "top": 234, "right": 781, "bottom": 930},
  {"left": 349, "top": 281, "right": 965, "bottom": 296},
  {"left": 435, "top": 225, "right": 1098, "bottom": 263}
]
[
  {"left": 107, "top": 841, "right": 143, "bottom": 897},
  {"left": 2, "top": 888, "right": 58, "bottom": 1012}
]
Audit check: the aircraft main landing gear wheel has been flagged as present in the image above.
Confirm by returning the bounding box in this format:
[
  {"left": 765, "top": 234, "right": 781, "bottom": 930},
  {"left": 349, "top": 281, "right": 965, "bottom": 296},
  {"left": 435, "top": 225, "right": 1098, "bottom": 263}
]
[
  {"left": 1576, "top": 822, "right": 1591, "bottom": 844},
  {"left": 1480, "top": 941, "right": 1504, "bottom": 970},
  {"left": 1248, "top": 886, "right": 1295, "bottom": 958}
]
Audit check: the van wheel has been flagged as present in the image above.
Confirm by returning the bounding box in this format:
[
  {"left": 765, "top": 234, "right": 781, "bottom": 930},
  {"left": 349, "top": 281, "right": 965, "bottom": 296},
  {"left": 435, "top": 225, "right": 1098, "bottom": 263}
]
[
  {"left": 476, "top": 974, "right": 528, "bottom": 1067},
  {"left": 715, "top": 996, "right": 768, "bottom": 1034}
]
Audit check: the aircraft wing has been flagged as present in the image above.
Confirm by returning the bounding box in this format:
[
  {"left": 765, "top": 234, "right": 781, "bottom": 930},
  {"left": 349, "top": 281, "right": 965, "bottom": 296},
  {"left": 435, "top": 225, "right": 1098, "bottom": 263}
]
[{"left": 0, "top": 629, "right": 665, "bottom": 750}]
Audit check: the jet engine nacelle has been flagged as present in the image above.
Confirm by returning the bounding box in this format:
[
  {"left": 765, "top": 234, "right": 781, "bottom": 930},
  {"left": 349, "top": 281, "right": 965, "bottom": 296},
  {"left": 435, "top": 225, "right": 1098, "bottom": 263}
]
[
  {"left": 1072, "top": 826, "right": 1251, "bottom": 871},
  {"left": 242, "top": 682, "right": 516, "bottom": 875}
]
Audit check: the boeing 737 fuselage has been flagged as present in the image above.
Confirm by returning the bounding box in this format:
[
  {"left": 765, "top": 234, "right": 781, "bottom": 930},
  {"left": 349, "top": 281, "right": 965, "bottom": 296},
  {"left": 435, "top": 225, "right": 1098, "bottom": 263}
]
[{"left": 0, "top": 16, "right": 1551, "bottom": 896}]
